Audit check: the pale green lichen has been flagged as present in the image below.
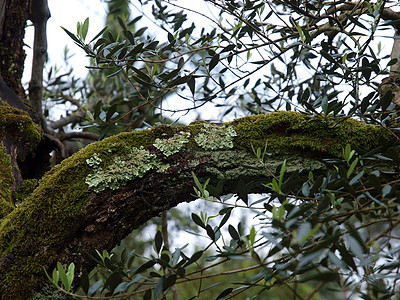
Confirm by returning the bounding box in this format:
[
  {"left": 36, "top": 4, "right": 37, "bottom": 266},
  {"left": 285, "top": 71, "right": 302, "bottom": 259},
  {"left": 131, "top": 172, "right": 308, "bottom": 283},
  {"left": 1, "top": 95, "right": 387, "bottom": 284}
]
[
  {"left": 194, "top": 124, "right": 237, "bottom": 150},
  {"left": 153, "top": 131, "right": 191, "bottom": 157},
  {"left": 85, "top": 147, "right": 161, "bottom": 192},
  {"left": 86, "top": 153, "right": 102, "bottom": 167}
]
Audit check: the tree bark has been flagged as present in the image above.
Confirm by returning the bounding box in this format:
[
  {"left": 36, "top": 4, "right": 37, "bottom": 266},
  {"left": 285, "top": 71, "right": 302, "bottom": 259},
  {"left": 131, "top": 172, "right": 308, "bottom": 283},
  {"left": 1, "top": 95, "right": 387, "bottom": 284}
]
[
  {"left": 0, "top": 0, "right": 29, "bottom": 99},
  {"left": 0, "top": 108, "right": 392, "bottom": 298},
  {"left": 28, "top": 0, "right": 50, "bottom": 121}
]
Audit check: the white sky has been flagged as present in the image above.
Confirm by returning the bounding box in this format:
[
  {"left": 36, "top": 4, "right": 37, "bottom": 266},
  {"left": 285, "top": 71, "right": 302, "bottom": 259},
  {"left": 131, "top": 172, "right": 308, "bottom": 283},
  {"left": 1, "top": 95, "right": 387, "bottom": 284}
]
[
  {"left": 23, "top": 1, "right": 399, "bottom": 123},
  {"left": 24, "top": 0, "right": 108, "bottom": 82}
]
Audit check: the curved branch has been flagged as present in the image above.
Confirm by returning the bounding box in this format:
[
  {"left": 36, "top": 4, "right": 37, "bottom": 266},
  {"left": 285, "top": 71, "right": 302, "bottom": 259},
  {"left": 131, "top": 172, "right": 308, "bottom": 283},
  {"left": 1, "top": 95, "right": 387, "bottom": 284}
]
[{"left": 0, "top": 110, "right": 393, "bottom": 298}]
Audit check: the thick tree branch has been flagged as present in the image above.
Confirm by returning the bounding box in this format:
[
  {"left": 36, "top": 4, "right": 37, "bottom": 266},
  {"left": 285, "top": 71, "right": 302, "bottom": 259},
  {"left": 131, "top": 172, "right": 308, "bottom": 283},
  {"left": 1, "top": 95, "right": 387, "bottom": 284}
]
[{"left": 0, "top": 109, "right": 393, "bottom": 298}]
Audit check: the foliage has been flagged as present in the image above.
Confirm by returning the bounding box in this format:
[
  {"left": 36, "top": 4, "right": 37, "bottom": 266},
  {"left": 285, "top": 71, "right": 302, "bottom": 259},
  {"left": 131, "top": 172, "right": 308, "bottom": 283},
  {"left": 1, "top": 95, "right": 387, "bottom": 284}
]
[{"left": 22, "top": 0, "right": 400, "bottom": 298}]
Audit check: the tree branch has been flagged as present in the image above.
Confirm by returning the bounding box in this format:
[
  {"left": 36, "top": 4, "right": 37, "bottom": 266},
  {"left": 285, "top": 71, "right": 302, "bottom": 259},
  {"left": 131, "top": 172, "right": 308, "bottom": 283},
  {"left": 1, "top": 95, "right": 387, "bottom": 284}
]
[
  {"left": 0, "top": 110, "right": 393, "bottom": 298},
  {"left": 28, "top": 0, "right": 50, "bottom": 122}
]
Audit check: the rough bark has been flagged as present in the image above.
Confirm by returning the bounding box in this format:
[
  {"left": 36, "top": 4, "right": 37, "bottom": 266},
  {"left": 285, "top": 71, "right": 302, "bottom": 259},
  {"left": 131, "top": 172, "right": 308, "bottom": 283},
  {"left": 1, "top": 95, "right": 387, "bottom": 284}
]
[
  {"left": 0, "top": 107, "right": 393, "bottom": 298},
  {"left": 0, "top": 0, "right": 29, "bottom": 99}
]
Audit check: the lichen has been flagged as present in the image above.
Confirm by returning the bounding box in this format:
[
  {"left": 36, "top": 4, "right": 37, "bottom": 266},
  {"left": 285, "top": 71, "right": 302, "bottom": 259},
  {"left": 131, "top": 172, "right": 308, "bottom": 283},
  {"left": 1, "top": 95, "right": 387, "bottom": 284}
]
[
  {"left": 194, "top": 123, "right": 237, "bottom": 150},
  {"left": 85, "top": 147, "right": 162, "bottom": 192},
  {"left": 153, "top": 131, "right": 191, "bottom": 157}
]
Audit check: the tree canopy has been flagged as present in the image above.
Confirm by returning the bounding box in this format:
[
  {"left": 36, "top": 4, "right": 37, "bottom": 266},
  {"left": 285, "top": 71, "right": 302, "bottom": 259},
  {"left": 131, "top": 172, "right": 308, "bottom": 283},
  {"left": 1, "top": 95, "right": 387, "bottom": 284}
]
[{"left": 1, "top": 0, "right": 400, "bottom": 299}]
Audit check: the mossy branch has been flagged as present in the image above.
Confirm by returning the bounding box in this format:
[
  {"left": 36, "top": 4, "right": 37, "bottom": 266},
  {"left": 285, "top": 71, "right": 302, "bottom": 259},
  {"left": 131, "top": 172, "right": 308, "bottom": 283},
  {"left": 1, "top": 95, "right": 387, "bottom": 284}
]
[{"left": 0, "top": 109, "right": 392, "bottom": 298}]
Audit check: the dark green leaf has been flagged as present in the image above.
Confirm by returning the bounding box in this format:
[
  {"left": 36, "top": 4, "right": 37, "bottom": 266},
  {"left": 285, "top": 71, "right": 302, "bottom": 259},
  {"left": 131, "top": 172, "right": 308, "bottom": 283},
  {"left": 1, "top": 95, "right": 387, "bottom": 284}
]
[
  {"left": 216, "top": 287, "right": 233, "bottom": 299},
  {"left": 187, "top": 75, "right": 196, "bottom": 95},
  {"left": 106, "top": 104, "right": 118, "bottom": 121},
  {"left": 191, "top": 213, "right": 205, "bottom": 229},
  {"left": 133, "top": 260, "right": 156, "bottom": 275},
  {"left": 346, "top": 14, "right": 368, "bottom": 30},
  {"left": 154, "top": 276, "right": 165, "bottom": 299},
  {"left": 164, "top": 274, "right": 177, "bottom": 290},
  {"left": 228, "top": 224, "right": 240, "bottom": 240},
  {"left": 134, "top": 27, "right": 148, "bottom": 38},
  {"left": 143, "top": 289, "right": 151, "bottom": 300},
  {"left": 89, "top": 26, "right": 108, "bottom": 44},
  {"left": 61, "top": 27, "right": 81, "bottom": 44},
  {"left": 146, "top": 41, "right": 159, "bottom": 50},
  {"left": 104, "top": 271, "right": 122, "bottom": 293},
  {"left": 221, "top": 44, "right": 235, "bottom": 53},
  {"left": 218, "top": 208, "right": 232, "bottom": 229},
  {"left": 80, "top": 269, "right": 89, "bottom": 295},
  {"left": 209, "top": 54, "right": 220, "bottom": 71},
  {"left": 300, "top": 271, "right": 340, "bottom": 282},
  {"left": 155, "top": 230, "right": 163, "bottom": 254},
  {"left": 206, "top": 224, "right": 215, "bottom": 241}
]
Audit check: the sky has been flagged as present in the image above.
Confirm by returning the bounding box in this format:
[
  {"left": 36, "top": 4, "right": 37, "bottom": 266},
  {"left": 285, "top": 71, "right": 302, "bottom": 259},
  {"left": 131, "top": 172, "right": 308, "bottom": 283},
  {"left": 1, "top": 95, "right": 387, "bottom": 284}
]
[
  {"left": 23, "top": 0, "right": 222, "bottom": 122},
  {"left": 24, "top": 0, "right": 108, "bottom": 82},
  {"left": 23, "top": 1, "right": 398, "bottom": 123}
]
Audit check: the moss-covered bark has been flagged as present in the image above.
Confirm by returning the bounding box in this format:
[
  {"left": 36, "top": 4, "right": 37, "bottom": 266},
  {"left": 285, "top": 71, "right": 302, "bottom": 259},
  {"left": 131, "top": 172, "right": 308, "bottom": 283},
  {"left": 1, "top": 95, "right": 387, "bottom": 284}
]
[{"left": 0, "top": 108, "right": 393, "bottom": 298}]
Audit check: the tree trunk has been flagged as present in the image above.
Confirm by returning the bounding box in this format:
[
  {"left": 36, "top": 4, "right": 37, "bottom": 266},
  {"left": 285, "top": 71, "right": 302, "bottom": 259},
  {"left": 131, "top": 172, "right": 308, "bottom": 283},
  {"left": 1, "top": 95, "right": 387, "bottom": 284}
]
[{"left": 0, "top": 0, "right": 29, "bottom": 99}]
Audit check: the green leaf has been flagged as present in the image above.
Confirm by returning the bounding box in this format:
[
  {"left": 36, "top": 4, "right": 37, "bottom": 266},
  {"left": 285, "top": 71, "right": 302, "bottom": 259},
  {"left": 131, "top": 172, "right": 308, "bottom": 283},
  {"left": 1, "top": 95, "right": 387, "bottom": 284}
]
[
  {"left": 61, "top": 27, "right": 82, "bottom": 44},
  {"left": 164, "top": 274, "right": 177, "bottom": 290},
  {"left": 106, "top": 104, "right": 118, "bottom": 121},
  {"left": 218, "top": 208, "right": 232, "bottom": 229},
  {"left": 184, "top": 251, "right": 204, "bottom": 267},
  {"left": 300, "top": 271, "right": 340, "bottom": 282},
  {"left": 320, "top": 50, "right": 337, "bottom": 64},
  {"left": 133, "top": 260, "right": 156, "bottom": 275},
  {"left": 191, "top": 213, "right": 206, "bottom": 229},
  {"left": 346, "top": 14, "right": 368, "bottom": 30},
  {"left": 187, "top": 75, "right": 196, "bottom": 95},
  {"left": 57, "top": 262, "right": 69, "bottom": 290},
  {"left": 51, "top": 267, "right": 59, "bottom": 286},
  {"left": 216, "top": 287, "right": 233, "bottom": 299},
  {"left": 146, "top": 41, "right": 159, "bottom": 50},
  {"left": 221, "top": 44, "right": 235, "bottom": 53},
  {"left": 206, "top": 224, "right": 215, "bottom": 241},
  {"left": 209, "top": 54, "right": 220, "bottom": 71},
  {"left": 228, "top": 224, "right": 240, "bottom": 240},
  {"left": 81, "top": 17, "right": 89, "bottom": 41},
  {"left": 104, "top": 271, "right": 122, "bottom": 293},
  {"left": 347, "top": 157, "right": 358, "bottom": 178},
  {"left": 155, "top": 230, "right": 163, "bottom": 254},
  {"left": 154, "top": 276, "right": 165, "bottom": 299},
  {"left": 88, "top": 280, "right": 103, "bottom": 296},
  {"left": 80, "top": 269, "right": 89, "bottom": 295},
  {"left": 89, "top": 26, "right": 108, "bottom": 43},
  {"left": 143, "top": 289, "right": 152, "bottom": 300},
  {"left": 66, "top": 263, "right": 75, "bottom": 291}
]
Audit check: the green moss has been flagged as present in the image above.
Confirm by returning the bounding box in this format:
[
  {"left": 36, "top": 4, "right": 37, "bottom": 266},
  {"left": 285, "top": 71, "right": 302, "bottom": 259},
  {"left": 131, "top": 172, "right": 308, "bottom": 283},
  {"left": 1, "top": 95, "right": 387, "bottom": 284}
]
[
  {"left": 0, "top": 101, "right": 42, "bottom": 151},
  {"left": 0, "top": 144, "right": 14, "bottom": 219},
  {"left": 231, "top": 112, "right": 390, "bottom": 156},
  {"left": 12, "top": 179, "right": 38, "bottom": 205}
]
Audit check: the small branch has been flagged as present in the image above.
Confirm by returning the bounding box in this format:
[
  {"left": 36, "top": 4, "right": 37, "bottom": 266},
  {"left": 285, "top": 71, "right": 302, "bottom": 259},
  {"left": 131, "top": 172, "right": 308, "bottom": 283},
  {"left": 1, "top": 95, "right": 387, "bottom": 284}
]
[
  {"left": 28, "top": 0, "right": 50, "bottom": 121},
  {"left": 58, "top": 132, "right": 99, "bottom": 141},
  {"left": 49, "top": 111, "right": 86, "bottom": 130}
]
